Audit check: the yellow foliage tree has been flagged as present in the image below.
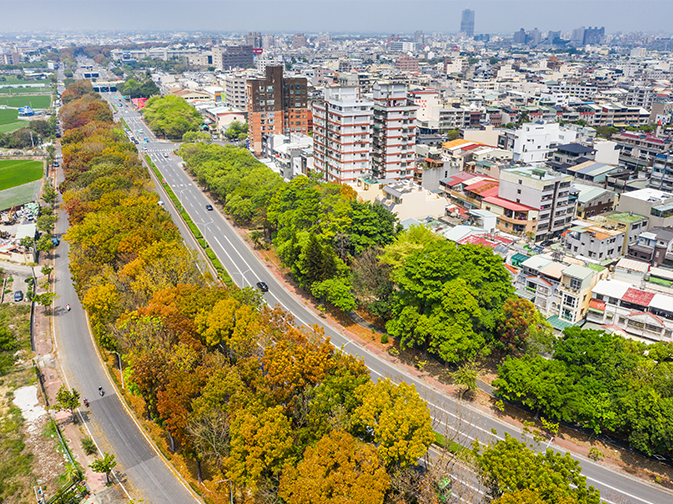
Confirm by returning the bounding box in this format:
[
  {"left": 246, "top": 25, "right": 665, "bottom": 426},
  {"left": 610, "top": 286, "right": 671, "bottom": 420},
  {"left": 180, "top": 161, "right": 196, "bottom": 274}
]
[{"left": 279, "top": 430, "right": 389, "bottom": 504}]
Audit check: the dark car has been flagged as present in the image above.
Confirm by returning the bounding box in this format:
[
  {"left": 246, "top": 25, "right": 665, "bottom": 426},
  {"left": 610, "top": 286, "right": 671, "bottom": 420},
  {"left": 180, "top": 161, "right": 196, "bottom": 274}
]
[
  {"left": 205, "top": 204, "right": 214, "bottom": 211},
  {"left": 256, "top": 282, "right": 269, "bottom": 292},
  {"left": 14, "top": 291, "right": 23, "bottom": 302}
]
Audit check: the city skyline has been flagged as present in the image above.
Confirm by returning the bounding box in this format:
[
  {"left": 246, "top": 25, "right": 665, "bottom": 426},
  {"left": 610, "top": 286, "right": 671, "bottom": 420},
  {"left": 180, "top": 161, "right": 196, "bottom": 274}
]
[{"left": 1, "top": 1, "right": 673, "bottom": 36}]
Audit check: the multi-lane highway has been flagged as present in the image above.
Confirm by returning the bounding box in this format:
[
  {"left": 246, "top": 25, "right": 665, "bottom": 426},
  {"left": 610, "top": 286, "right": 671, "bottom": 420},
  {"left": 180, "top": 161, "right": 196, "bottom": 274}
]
[{"left": 96, "top": 91, "right": 673, "bottom": 504}]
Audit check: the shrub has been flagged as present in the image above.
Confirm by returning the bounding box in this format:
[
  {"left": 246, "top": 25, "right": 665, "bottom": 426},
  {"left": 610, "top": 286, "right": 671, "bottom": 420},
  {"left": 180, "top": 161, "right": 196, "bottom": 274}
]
[
  {"left": 81, "top": 436, "right": 97, "bottom": 456},
  {"left": 380, "top": 333, "right": 389, "bottom": 344}
]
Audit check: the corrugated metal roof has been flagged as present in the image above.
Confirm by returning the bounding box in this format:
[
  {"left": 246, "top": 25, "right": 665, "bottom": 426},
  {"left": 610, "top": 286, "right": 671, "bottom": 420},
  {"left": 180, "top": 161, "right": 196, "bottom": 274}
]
[
  {"left": 622, "top": 288, "right": 655, "bottom": 307},
  {"left": 616, "top": 257, "right": 650, "bottom": 273}
]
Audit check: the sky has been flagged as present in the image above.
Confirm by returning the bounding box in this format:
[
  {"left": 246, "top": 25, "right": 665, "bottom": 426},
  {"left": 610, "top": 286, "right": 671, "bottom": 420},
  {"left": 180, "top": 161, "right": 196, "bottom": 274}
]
[{"left": 1, "top": 0, "right": 673, "bottom": 36}]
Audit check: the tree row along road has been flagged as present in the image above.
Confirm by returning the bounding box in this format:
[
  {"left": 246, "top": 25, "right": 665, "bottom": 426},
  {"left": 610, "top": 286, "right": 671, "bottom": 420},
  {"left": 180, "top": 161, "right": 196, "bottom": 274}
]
[
  {"left": 107, "top": 93, "right": 672, "bottom": 504},
  {"left": 52, "top": 137, "right": 199, "bottom": 502}
]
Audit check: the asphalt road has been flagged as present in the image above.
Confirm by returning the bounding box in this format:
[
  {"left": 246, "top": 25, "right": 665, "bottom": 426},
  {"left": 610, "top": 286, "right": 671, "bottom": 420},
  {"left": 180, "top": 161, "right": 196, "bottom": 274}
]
[
  {"left": 103, "top": 92, "right": 673, "bottom": 504},
  {"left": 51, "top": 140, "right": 199, "bottom": 503}
]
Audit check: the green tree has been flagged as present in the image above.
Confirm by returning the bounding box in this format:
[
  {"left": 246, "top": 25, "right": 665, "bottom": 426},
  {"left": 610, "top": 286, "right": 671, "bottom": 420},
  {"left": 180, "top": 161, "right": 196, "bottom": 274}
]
[
  {"left": 41, "top": 180, "right": 58, "bottom": 205},
  {"left": 36, "top": 213, "right": 57, "bottom": 233},
  {"left": 55, "top": 385, "right": 81, "bottom": 421},
  {"left": 89, "top": 452, "right": 117, "bottom": 485},
  {"left": 142, "top": 95, "right": 202, "bottom": 139},
  {"left": 41, "top": 265, "right": 54, "bottom": 282},
  {"left": 473, "top": 433, "right": 600, "bottom": 504},
  {"left": 224, "top": 120, "right": 248, "bottom": 141},
  {"left": 451, "top": 360, "right": 478, "bottom": 399},
  {"left": 311, "top": 276, "right": 356, "bottom": 312},
  {"left": 36, "top": 234, "right": 56, "bottom": 254}
]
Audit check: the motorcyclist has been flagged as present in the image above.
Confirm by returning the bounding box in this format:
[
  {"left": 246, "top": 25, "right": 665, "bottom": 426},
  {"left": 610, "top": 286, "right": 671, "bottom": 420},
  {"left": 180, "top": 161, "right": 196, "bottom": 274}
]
[
  {"left": 98, "top": 386, "right": 104, "bottom": 397},
  {"left": 66, "top": 304, "right": 71, "bottom": 311},
  {"left": 83, "top": 397, "right": 89, "bottom": 407}
]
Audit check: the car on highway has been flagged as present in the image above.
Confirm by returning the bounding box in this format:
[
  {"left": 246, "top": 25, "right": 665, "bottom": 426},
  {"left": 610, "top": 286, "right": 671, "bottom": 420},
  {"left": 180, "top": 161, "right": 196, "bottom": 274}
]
[
  {"left": 14, "top": 291, "right": 23, "bottom": 302},
  {"left": 205, "top": 204, "right": 214, "bottom": 211},
  {"left": 256, "top": 282, "right": 269, "bottom": 292}
]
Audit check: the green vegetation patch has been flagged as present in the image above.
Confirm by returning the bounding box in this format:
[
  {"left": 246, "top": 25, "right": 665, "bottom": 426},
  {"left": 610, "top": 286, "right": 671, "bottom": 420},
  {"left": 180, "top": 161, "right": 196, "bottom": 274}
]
[
  {"left": 0, "top": 122, "right": 26, "bottom": 134},
  {"left": 0, "top": 95, "right": 51, "bottom": 109},
  {"left": 0, "top": 109, "right": 19, "bottom": 125},
  {"left": 0, "top": 160, "right": 44, "bottom": 191},
  {"left": 0, "top": 76, "right": 41, "bottom": 85},
  {"left": 0, "top": 87, "right": 51, "bottom": 95}
]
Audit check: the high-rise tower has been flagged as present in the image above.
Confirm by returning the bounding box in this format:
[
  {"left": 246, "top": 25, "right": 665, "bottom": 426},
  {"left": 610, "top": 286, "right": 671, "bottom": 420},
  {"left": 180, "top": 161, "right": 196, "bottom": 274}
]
[{"left": 460, "top": 9, "right": 475, "bottom": 38}]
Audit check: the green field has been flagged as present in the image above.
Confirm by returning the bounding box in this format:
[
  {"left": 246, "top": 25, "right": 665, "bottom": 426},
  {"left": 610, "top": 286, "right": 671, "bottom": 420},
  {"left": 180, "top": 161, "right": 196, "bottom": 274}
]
[
  {"left": 0, "top": 95, "right": 51, "bottom": 109},
  {"left": 0, "top": 76, "right": 41, "bottom": 85},
  {"left": 0, "top": 159, "right": 44, "bottom": 191},
  {"left": 0, "top": 121, "right": 27, "bottom": 133},
  {"left": 0, "top": 108, "right": 18, "bottom": 125},
  {"left": 0, "top": 86, "right": 51, "bottom": 94}
]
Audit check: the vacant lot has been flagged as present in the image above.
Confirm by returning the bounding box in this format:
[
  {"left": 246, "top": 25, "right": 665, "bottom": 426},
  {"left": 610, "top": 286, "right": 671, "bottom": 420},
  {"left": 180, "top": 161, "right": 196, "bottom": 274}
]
[
  {"left": 0, "top": 95, "right": 51, "bottom": 109},
  {"left": 0, "top": 109, "right": 18, "bottom": 125},
  {"left": 0, "top": 160, "right": 43, "bottom": 192}
]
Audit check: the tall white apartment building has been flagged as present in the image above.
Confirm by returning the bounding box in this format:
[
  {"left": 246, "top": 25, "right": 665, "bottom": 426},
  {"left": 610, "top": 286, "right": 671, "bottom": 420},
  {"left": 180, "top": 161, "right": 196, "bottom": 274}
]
[
  {"left": 223, "top": 72, "right": 252, "bottom": 111},
  {"left": 497, "top": 122, "right": 577, "bottom": 166},
  {"left": 313, "top": 86, "right": 373, "bottom": 183},
  {"left": 372, "top": 82, "right": 417, "bottom": 180}
]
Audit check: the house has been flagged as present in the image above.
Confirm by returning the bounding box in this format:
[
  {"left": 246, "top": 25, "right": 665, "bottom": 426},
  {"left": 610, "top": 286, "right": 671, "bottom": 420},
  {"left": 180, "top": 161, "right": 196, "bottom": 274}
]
[
  {"left": 548, "top": 142, "right": 596, "bottom": 171},
  {"left": 566, "top": 161, "right": 623, "bottom": 185},
  {"left": 588, "top": 279, "right": 673, "bottom": 343},
  {"left": 516, "top": 254, "right": 607, "bottom": 325},
  {"left": 616, "top": 188, "right": 673, "bottom": 229},
  {"left": 562, "top": 222, "right": 625, "bottom": 261},
  {"left": 626, "top": 226, "right": 673, "bottom": 267},
  {"left": 171, "top": 89, "right": 211, "bottom": 103},
  {"left": 202, "top": 106, "right": 246, "bottom": 131},
  {"left": 570, "top": 183, "right": 617, "bottom": 219},
  {"left": 496, "top": 122, "right": 578, "bottom": 166}
]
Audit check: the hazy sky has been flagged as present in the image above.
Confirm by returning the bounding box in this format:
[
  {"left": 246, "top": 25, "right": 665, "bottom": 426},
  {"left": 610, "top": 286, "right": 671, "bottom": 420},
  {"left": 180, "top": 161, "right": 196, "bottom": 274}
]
[{"left": 1, "top": 1, "right": 672, "bottom": 36}]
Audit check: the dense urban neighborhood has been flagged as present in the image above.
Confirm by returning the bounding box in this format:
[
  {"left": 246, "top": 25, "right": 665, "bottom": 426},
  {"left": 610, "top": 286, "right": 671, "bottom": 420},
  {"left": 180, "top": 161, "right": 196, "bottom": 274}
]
[{"left": 1, "top": 9, "right": 673, "bottom": 504}]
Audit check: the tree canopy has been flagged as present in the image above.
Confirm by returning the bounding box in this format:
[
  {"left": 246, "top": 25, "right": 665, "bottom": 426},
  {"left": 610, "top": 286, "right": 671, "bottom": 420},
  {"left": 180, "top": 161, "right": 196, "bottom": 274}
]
[
  {"left": 142, "top": 95, "right": 202, "bottom": 139},
  {"left": 494, "top": 327, "right": 673, "bottom": 458}
]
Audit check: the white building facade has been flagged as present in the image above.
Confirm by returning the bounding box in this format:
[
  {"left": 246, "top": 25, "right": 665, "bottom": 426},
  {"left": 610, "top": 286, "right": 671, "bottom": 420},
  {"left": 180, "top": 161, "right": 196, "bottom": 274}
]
[
  {"left": 372, "top": 82, "right": 417, "bottom": 181},
  {"left": 312, "top": 86, "right": 373, "bottom": 183}
]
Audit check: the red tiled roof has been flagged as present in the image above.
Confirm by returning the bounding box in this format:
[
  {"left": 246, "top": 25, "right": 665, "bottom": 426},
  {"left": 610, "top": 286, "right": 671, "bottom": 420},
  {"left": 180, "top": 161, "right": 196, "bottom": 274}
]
[
  {"left": 589, "top": 298, "right": 606, "bottom": 311},
  {"left": 445, "top": 172, "right": 481, "bottom": 187},
  {"left": 621, "top": 288, "right": 655, "bottom": 307},
  {"left": 493, "top": 235, "right": 513, "bottom": 245},
  {"left": 458, "top": 235, "right": 497, "bottom": 249},
  {"left": 465, "top": 181, "right": 500, "bottom": 198},
  {"left": 461, "top": 143, "right": 483, "bottom": 152},
  {"left": 483, "top": 195, "right": 536, "bottom": 213}
]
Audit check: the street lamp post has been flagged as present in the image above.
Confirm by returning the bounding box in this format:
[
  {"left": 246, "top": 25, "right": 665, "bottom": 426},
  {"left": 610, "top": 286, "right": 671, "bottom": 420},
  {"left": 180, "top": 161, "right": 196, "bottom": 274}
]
[
  {"left": 112, "top": 351, "right": 124, "bottom": 389},
  {"left": 199, "top": 218, "right": 213, "bottom": 245},
  {"left": 178, "top": 187, "right": 189, "bottom": 208}
]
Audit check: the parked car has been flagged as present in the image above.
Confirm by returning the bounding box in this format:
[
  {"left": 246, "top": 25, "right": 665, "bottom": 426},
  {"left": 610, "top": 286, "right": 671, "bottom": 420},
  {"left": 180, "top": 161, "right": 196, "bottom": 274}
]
[{"left": 14, "top": 291, "right": 23, "bottom": 302}]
